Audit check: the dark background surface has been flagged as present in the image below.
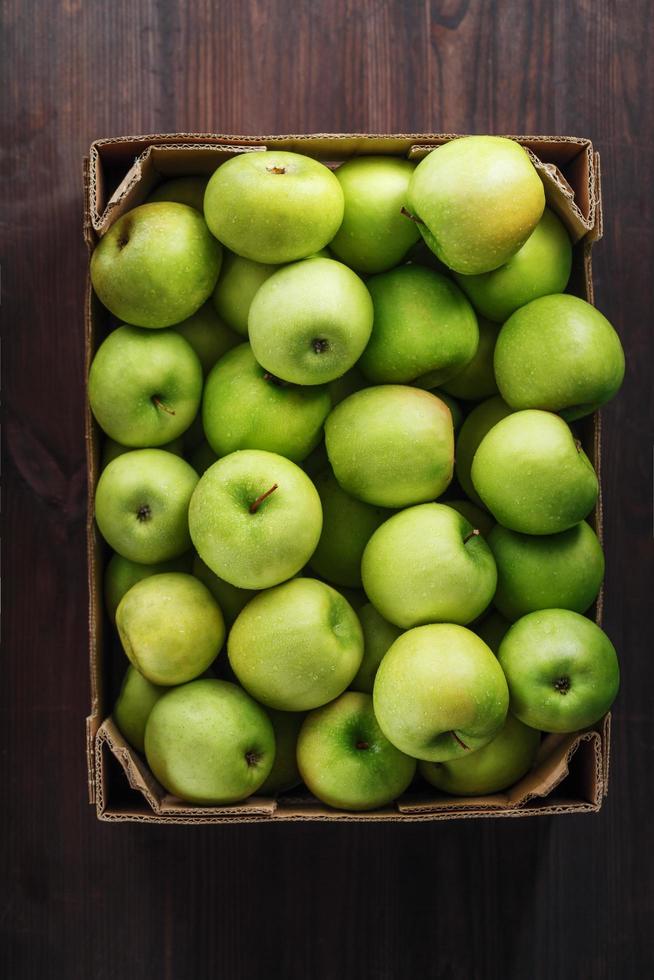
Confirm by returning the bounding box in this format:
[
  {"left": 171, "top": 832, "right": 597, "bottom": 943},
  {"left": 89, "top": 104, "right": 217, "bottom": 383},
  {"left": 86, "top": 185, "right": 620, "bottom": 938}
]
[{"left": 2, "top": 1, "right": 653, "bottom": 977}]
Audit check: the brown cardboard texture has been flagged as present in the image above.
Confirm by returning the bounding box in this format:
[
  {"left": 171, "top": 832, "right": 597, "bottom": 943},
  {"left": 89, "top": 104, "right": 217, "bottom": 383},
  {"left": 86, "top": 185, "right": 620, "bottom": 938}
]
[{"left": 85, "top": 133, "right": 609, "bottom": 824}]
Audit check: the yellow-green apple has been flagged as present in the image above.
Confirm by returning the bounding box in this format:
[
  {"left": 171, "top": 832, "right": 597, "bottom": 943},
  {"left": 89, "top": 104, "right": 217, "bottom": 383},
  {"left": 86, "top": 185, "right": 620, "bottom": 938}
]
[
  {"left": 420, "top": 713, "right": 540, "bottom": 795},
  {"left": 349, "top": 603, "right": 402, "bottom": 694},
  {"left": 116, "top": 572, "right": 225, "bottom": 685},
  {"left": 454, "top": 208, "right": 572, "bottom": 322},
  {"left": 228, "top": 578, "right": 363, "bottom": 711},
  {"left": 144, "top": 679, "right": 275, "bottom": 803},
  {"left": 328, "top": 156, "right": 420, "bottom": 273},
  {"left": 488, "top": 521, "right": 604, "bottom": 620},
  {"left": 308, "top": 469, "right": 390, "bottom": 588},
  {"left": 104, "top": 551, "right": 193, "bottom": 622},
  {"left": 89, "top": 326, "right": 203, "bottom": 446},
  {"left": 113, "top": 665, "right": 166, "bottom": 752},
  {"left": 258, "top": 709, "right": 306, "bottom": 796},
  {"left": 361, "top": 503, "right": 497, "bottom": 628},
  {"left": 455, "top": 395, "right": 512, "bottom": 506},
  {"left": 202, "top": 344, "right": 331, "bottom": 462},
  {"left": 440, "top": 317, "right": 500, "bottom": 401},
  {"left": 359, "top": 265, "right": 478, "bottom": 387},
  {"left": 407, "top": 136, "right": 545, "bottom": 274},
  {"left": 172, "top": 301, "right": 240, "bottom": 376},
  {"left": 188, "top": 450, "right": 322, "bottom": 589},
  {"left": 204, "top": 150, "right": 344, "bottom": 263},
  {"left": 498, "top": 609, "right": 619, "bottom": 732},
  {"left": 95, "top": 449, "right": 198, "bottom": 563},
  {"left": 325, "top": 386, "right": 453, "bottom": 507},
  {"left": 471, "top": 410, "right": 598, "bottom": 534},
  {"left": 494, "top": 294, "right": 625, "bottom": 420},
  {"left": 373, "top": 624, "right": 509, "bottom": 760},
  {"left": 445, "top": 500, "right": 495, "bottom": 538},
  {"left": 147, "top": 176, "right": 209, "bottom": 212},
  {"left": 192, "top": 554, "right": 255, "bottom": 627},
  {"left": 90, "top": 202, "right": 222, "bottom": 327},
  {"left": 248, "top": 257, "right": 373, "bottom": 385},
  {"left": 212, "top": 251, "right": 277, "bottom": 336},
  {"left": 297, "top": 692, "right": 416, "bottom": 811}
]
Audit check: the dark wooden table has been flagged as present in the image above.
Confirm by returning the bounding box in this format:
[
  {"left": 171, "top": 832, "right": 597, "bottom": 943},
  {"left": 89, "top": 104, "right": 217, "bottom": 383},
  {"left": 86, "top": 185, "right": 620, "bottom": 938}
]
[{"left": 3, "top": 2, "right": 653, "bottom": 977}]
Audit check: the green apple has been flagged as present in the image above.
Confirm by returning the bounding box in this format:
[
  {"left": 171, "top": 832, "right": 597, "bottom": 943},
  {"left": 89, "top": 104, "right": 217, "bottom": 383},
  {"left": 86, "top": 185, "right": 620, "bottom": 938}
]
[
  {"left": 297, "top": 692, "right": 416, "bottom": 811},
  {"left": 248, "top": 258, "right": 373, "bottom": 385},
  {"left": 172, "top": 301, "right": 240, "bottom": 376},
  {"left": 228, "top": 578, "right": 363, "bottom": 710},
  {"left": 147, "top": 176, "right": 209, "bottom": 212},
  {"left": 90, "top": 202, "right": 222, "bottom": 327},
  {"left": 350, "top": 603, "right": 402, "bottom": 694},
  {"left": 494, "top": 294, "right": 625, "bottom": 420},
  {"left": 202, "top": 343, "right": 331, "bottom": 462},
  {"left": 116, "top": 572, "right": 225, "bottom": 684},
  {"left": 432, "top": 390, "right": 463, "bottom": 431},
  {"left": 104, "top": 551, "right": 193, "bottom": 622},
  {"left": 308, "top": 469, "right": 391, "bottom": 588},
  {"left": 454, "top": 208, "right": 572, "bottom": 322},
  {"left": 204, "top": 150, "right": 344, "bottom": 263},
  {"left": 328, "top": 365, "right": 367, "bottom": 406},
  {"left": 420, "top": 713, "right": 540, "bottom": 796},
  {"left": 445, "top": 500, "right": 495, "bottom": 538},
  {"left": 498, "top": 609, "right": 619, "bottom": 732},
  {"left": 89, "top": 326, "right": 203, "bottom": 446},
  {"left": 440, "top": 317, "right": 500, "bottom": 401},
  {"left": 188, "top": 450, "right": 322, "bottom": 589},
  {"left": 95, "top": 449, "right": 198, "bottom": 563},
  {"left": 407, "top": 136, "right": 545, "bottom": 274},
  {"left": 144, "top": 679, "right": 275, "bottom": 803},
  {"left": 113, "top": 665, "right": 166, "bottom": 752},
  {"left": 192, "top": 554, "right": 255, "bottom": 627},
  {"left": 373, "top": 624, "right": 509, "bottom": 761},
  {"left": 325, "top": 386, "right": 453, "bottom": 507},
  {"left": 189, "top": 442, "right": 219, "bottom": 475},
  {"left": 471, "top": 410, "right": 599, "bottom": 534},
  {"left": 328, "top": 156, "right": 420, "bottom": 273},
  {"left": 258, "top": 709, "right": 305, "bottom": 796},
  {"left": 474, "top": 610, "right": 511, "bottom": 653},
  {"left": 102, "top": 436, "right": 184, "bottom": 468},
  {"left": 212, "top": 251, "right": 278, "bottom": 337},
  {"left": 361, "top": 503, "right": 497, "bottom": 629},
  {"left": 359, "top": 265, "right": 478, "bottom": 386},
  {"left": 488, "top": 521, "right": 604, "bottom": 620},
  {"left": 454, "top": 395, "right": 512, "bottom": 506}
]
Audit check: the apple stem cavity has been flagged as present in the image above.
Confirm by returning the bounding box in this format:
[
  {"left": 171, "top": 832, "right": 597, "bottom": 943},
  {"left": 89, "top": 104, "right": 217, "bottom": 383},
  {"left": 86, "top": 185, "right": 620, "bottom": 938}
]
[
  {"left": 463, "top": 528, "right": 480, "bottom": 544},
  {"left": 450, "top": 731, "right": 470, "bottom": 751},
  {"left": 152, "top": 395, "right": 176, "bottom": 416},
  {"left": 245, "top": 750, "right": 261, "bottom": 767},
  {"left": 249, "top": 483, "right": 279, "bottom": 513},
  {"left": 136, "top": 504, "right": 151, "bottom": 522},
  {"left": 400, "top": 206, "right": 425, "bottom": 226},
  {"left": 312, "top": 338, "right": 330, "bottom": 354},
  {"left": 554, "top": 677, "right": 571, "bottom": 695},
  {"left": 356, "top": 740, "right": 370, "bottom": 750},
  {"left": 266, "top": 165, "right": 286, "bottom": 175}
]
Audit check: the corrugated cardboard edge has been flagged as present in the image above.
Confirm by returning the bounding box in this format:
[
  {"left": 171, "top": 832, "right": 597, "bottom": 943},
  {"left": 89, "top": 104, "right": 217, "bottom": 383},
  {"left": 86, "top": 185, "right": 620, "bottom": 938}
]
[{"left": 85, "top": 133, "right": 610, "bottom": 824}]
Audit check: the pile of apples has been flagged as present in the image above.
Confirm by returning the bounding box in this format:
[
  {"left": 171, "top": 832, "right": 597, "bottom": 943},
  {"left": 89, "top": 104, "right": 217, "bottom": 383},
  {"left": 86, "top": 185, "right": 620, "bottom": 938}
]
[{"left": 89, "top": 136, "right": 624, "bottom": 811}]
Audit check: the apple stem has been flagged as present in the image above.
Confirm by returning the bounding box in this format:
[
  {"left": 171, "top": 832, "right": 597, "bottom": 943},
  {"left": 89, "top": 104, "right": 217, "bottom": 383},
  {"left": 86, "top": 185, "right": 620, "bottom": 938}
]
[
  {"left": 463, "top": 528, "right": 480, "bottom": 544},
  {"left": 356, "top": 741, "right": 370, "bottom": 750},
  {"left": 249, "top": 483, "right": 279, "bottom": 513},
  {"left": 263, "top": 372, "right": 288, "bottom": 387},
  {"left": 152, "top": 396, "right": 176, "bottom": 416},
  {"left": 400, "top": 206, "right": 425, "bottom": 226},
  {"left": 574, "top": 438, "right": 582, "bottom": 453},
  {"left": 451, "top": 731, "right": 470, "bottom": 751}
]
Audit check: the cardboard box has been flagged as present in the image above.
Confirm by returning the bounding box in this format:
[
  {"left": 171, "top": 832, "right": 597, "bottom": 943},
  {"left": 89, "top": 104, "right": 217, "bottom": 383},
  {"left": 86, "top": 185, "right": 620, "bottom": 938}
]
[{"left": 84, "top": 133, "right": 609, "bottom": 824}]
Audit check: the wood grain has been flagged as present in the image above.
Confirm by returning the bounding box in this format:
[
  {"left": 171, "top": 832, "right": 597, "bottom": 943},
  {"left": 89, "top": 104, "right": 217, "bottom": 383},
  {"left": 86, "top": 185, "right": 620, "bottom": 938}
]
[{"left": 2, "top": 1, "right": 653, "bottom": 977}]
